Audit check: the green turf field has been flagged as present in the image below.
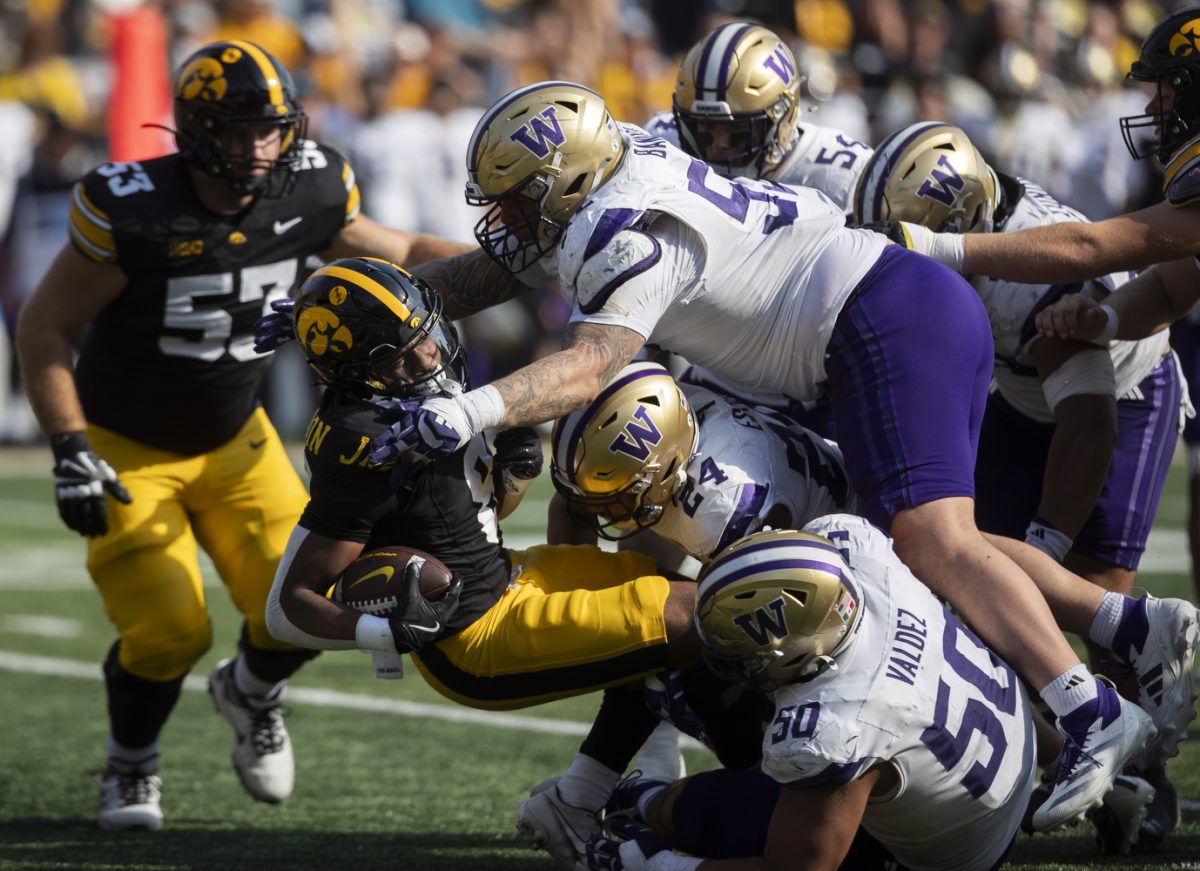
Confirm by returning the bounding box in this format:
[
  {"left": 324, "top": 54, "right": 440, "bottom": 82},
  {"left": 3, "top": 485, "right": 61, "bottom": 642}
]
[{"left": 0, "top": 446, "right": 1197, "bottom": 870}]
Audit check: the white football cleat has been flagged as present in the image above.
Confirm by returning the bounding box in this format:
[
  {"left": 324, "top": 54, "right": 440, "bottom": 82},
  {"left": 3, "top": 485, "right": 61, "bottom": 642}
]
[
  {"left": 1032, "top": 682, "right": 1156, "bottom": 832},
  {"left": 99, "top": 761, "right": 163, "bottom": 831},
  {"left": 515, "top": 782, "right": 600, "bottom": 870},
  {"left": 1125, "top": 597, "right": 1199, "bottom": 766},
  {"left": 208, "top": 658, "right": 294, "bottom": 803}
]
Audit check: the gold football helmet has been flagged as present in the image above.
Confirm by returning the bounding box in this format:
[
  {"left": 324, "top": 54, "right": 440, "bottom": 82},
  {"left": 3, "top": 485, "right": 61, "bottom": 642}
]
[
  {"left": 465, "top": 81, "right": 626, "bottom": 274},
  {"left": 673, "top": 23, "right": 802, "bottom": 177},
  {"left": 550, "top": 362, "right": 698, "bottom": 540},
  {"left": 695, "top": 529, "right": 862, "bottom": 691},
  {"left": 853, "top": 122, "right": 999, "bottom": 233}
]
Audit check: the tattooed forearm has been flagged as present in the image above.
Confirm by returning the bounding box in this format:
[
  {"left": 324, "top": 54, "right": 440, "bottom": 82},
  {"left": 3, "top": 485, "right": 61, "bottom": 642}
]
[
  {"left": 411, "top": 249, "right": 534, "bottom": 320},
  {"left": 492, "top": 322, "right": 646, "bottom": 428}
]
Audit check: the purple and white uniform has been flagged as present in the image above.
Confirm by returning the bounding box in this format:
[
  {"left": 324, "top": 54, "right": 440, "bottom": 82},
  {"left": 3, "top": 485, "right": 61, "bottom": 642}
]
[
  {"left": 968, "top": 178, "right": 1186, "bottom": 569},
  {"left": 763, "top": 514, "right": 1034, "bottom": 871},
  {"left": 517, "top": 122, "right": 991, "bottom": 527},
  {"left": 653, "top": 385, "right": 857, "bottom": 561}
]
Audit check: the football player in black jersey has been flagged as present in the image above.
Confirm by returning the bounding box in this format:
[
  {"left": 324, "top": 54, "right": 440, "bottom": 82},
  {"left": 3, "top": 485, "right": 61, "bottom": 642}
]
[
  {"left": 14, "top": 41, "right": 469, "bottom": 831},
  {"left": 268, "top": 258, "right": 718, "bottom": 869}
]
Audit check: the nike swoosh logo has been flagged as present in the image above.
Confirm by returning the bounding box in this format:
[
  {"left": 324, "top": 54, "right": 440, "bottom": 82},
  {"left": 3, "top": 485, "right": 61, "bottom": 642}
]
[
  {"left": 348, "top": 566, "right": 394, "bottom": 590},
  {"left": 249, "top": 438, "right": 267, "bottom": 449},
  {"left": 407, "top": 621, "right": 441, "bottom": 635},
  {"left": 274, "top": 217, "right": 303, "bottom": 235}
]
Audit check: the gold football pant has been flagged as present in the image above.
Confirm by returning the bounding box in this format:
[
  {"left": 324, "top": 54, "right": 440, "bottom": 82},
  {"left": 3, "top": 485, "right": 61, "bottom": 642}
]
[
  {"left": 412, "top": 545, "right": 672, "bottom": 710},
  {"left": 86, "top": 408, "right": 308, "bottom": 681}
]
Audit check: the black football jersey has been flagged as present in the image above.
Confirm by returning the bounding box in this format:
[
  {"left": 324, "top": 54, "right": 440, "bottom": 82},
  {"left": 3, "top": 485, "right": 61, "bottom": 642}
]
[
  {"left": 299, "top": 388, "right": 511, "bottom": 636},
  {"left": 69, "top": 141, "right": 361, "bottom": 454}
]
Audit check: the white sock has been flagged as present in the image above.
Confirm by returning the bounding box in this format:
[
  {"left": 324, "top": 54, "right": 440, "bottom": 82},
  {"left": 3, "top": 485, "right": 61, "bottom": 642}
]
[
  {"left": 634, "top": 722, "right": 684, "bottom": 782},
  {"left": 556, "top": 753, "right": 621, "bottom": 811},
  {"left": 106, "top": 735, "right": 158, "bottom": 771},
  {"left": 1088, "top": 591, "right": 1125, "bottom": 650},
  {"left": 1039, "top": 664, "right": 1098, "bottom": 718},
  {"left": 234, "top": 655, "right": 285, "bottom": 700}
]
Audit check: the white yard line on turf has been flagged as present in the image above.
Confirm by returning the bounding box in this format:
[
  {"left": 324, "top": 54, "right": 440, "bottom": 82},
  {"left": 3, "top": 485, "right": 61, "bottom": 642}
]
[{"left": 0, "top": 650, "right": 701, "bottom": 746}]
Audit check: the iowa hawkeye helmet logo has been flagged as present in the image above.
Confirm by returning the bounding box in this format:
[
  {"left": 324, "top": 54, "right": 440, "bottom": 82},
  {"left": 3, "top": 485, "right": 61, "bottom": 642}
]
[
  {"left": 298, "top": 305, "right": 353, "bottom": 358},
  {"left": 1170, "top": 18, "right": 1200, "bottom": 57},
  {"left": 178, "top": 56, "right": 229, "bottom": 102}
]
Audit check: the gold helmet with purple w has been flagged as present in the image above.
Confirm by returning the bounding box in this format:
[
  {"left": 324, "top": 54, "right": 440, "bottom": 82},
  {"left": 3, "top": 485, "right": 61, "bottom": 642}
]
[
  {"left": 695, "top": 529, "right": 862, "bottom": 691},
  {"left": 550, "top": 362, "right": 697, "bottom": 540},
  {"left": 465, "top": 81, "right": 625, "bottom": 274}
]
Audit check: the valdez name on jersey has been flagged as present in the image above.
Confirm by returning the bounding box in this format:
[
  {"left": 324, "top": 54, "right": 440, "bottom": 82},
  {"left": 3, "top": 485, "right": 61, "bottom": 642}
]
[
  {"left": 763, "top": 514, "right": 1035, "bottom": 871},
  {"left": 68, "top": 141, "right": 359, "bottom": 455}
]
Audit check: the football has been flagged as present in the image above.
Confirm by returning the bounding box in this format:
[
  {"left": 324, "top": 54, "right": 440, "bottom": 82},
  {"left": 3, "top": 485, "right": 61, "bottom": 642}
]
[{"left": 333, "top": 546, "right": 454, "bottom": 616}]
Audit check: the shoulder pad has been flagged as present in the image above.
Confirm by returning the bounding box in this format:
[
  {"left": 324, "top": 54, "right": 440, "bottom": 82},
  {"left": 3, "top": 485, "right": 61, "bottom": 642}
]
[
  {"left": 296, "top": 140, "right": 361, "bottom": 223},
  {"left": 574, "top": 228, "right": 661, "bottom": 314},
  {"left": 1167, "top": 161, "right": 1200, "bottom": 208}
]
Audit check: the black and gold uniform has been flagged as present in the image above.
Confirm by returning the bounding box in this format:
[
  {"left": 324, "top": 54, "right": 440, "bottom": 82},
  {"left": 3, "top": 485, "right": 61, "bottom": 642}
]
[
  {"left": 67, "top": 141, "right": 359, "bottom": 681},
  {"left": 301, "top": 384, "right": 674, "bottom": 711}
]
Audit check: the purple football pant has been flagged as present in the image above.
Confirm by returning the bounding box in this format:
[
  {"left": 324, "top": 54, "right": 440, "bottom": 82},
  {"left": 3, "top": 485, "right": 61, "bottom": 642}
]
[
  {"left": 975, "top": 354, "right": 1182, "bottom": 570},
  {"left": 826, "top": 245, "right": 993, "bottom": 528}
]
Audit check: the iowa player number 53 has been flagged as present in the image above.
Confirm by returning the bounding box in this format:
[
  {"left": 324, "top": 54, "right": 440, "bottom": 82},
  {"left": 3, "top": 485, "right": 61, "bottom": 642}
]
[{"left": 161, "top": 259, "right": 298, "bottom": 361}]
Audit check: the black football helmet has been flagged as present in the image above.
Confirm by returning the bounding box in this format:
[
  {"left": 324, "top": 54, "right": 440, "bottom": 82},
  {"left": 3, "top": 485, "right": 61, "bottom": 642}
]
[
  {"left": 293, "top": 258, "right": 468, "bottom": 398},
  {"left": 173, "top": 40, "right": 308, "bottom": 196},
  {"left": 1120, "top": 7, "right": 1200, "bottom": 163}
]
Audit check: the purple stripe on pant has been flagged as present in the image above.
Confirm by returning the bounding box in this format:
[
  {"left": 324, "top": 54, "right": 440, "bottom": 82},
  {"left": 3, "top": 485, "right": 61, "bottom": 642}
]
[
  {"left": 975, "top": 354, "right": 1183, "bottom": 569},
  {"left": 826, "top": 245, "right": 993, "bottom": 528}
]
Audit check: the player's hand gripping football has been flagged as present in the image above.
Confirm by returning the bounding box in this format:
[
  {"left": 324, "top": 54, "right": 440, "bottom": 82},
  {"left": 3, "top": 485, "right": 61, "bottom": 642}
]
[
  {"left": 388, "top": 558, "right": 463, "bottom": 653},
  {"left": 50, "top": 432, "right": 132, "bottom": 537},
  {"left": 253, "top": 298, "right": 296, "bottom": 353}
]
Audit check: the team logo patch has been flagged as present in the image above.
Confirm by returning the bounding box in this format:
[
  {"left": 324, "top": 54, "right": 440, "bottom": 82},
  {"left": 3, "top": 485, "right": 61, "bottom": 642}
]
[
  {"left": 1170, "top": 19, "right": 1200, "bottom": 57},
  {"left": 228, "top": 231, "right": 247, "bottom": 245},
  {"left": 329, "top": 285, "right": 348, "bottom": 305},
  {"left": 608, "top": 404, "right": 663, "bottom": 461},
  {"left": 509, "top": 106, "right": 566, "bottom": 158},
  {"left": 221, "top": 46, "right": 243, "bottom": 64},
  {"left": 298, "top": 306, "right": 353, "bottom": 358},
  {"left": 733, "top": 596, "right": 790, "bottom": 645},
  {"left": 178, "top": 56, "right": 227, "bottom": 102}
]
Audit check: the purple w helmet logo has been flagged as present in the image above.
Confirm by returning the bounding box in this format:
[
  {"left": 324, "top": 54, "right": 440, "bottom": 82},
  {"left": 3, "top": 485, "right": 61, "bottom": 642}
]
[
  {"left": 733, "top": 596, "right": 790, "bottom": 645},
  {"left": 762, "top": 46, "right": 796, "bottom": 84},
  {"left": 509, "top": 106, "right": 566, "bottom": 158},
  {"left": 609, "top": 405, "right": 663, "bottom": 461},
  {"left": 916, "top": 153, "right": 966, "bottom": 206}
]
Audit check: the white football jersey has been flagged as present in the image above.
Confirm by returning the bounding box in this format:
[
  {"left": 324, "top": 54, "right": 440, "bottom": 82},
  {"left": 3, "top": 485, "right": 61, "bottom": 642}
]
[
  {"left": 980, "top": 178, "right": 1166, "bottom": 423},
  {"left": 640, "top": 113, "right": 871, "bottom": 214},
  {"left": 763, "top": 514, "right": 1035, "bottom": 871},
  {"left": 557, "top": 124, "right": 888, "bottom": 402},
  {"left": 653, "top": 387, "right": 857, "bottom": 560}
]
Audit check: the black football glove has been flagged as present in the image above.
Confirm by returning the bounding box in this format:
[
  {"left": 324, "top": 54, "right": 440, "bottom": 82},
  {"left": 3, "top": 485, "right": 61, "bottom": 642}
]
[
  {"left": 388, "top": 557, "right": 464, "bottom": 653},
  {"left": 50, "top": 431, "right": 132, "bottom": 538},
  {"left": 492, "top": 427, "right": 544, "bottom": 480},
  {"left": 253, "top": 298, "right": 295, "bottom": 353},
  {"left": 855, "top": 220, "right": 908, "bottom": 246}
]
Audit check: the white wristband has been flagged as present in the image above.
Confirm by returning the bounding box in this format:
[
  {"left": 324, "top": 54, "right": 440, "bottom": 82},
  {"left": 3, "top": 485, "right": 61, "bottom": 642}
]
[
  {"left": 1093, "top": 304, "right": 1119, "bottom": 344},
  {"left": 459, "top": 384, "right": 507, "bottom": 435},
  {"left": 354, "top": 613, "right": 397, "bottom": 652},
  {"left": 898, "top": 222, "right": 965, "bottom": 271},
  {"left": 1024, "top": 519, "right": 1074, "bottom": 562}
]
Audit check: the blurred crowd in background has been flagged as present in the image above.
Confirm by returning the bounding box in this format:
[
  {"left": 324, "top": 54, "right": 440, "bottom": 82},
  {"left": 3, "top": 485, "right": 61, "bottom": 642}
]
[{"left": 0, "top": 0, "right": 1184, "bottom": 442}]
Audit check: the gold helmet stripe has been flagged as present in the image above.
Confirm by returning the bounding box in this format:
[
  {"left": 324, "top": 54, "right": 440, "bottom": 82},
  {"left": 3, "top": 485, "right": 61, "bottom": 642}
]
[
  {"left": 312, "top": 263, "right": 412, "bottom": 321},
  {"left": 228, "top": 40, "right": 284, "bottom": 108}
]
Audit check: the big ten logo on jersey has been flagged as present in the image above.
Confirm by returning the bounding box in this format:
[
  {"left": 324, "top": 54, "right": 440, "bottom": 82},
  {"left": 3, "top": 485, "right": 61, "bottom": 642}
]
[
  {"left": 609, "top": 404, "right": 663, "bottom": 460},
  {"left": 297, "top": 140, "right": 328, "bottom": 171},
  {"left": 96, "top": 162, "right": 155, "bottom": 198},
  {"left": 169, "top": 239, "right": 204, "bottom": 258},
  {"left": 677, "top": 457, "right": 729, "bottom": 517},
  {"left": 916, "top": 154, "right": 965, "bottom": 206},
  {"left": 509, "top": 106, "right": 565, "bottom": 158},
  {"left": 629, "top": 128, "right": 668, "bottom": 159},
  {"left": 161, "top": 259, "right": 298, "bottom": 362}
]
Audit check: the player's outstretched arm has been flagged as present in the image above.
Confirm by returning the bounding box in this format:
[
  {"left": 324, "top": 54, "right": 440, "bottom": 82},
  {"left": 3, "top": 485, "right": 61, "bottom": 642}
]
[
  {"left": 266, "top": 526, "right": 366, "bottom": 651},
  {"left": 321, "top": 214, "right": 474, "bottom": 267},
  {"left": 1035, "top": 258, "right": 1198, "bottom": 341},
  {"left": 962, "top": 198, "right": 1200, "bottom": 282},
  {"left": 412, "top": 248, "right": 540, "bottom": 320}
]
